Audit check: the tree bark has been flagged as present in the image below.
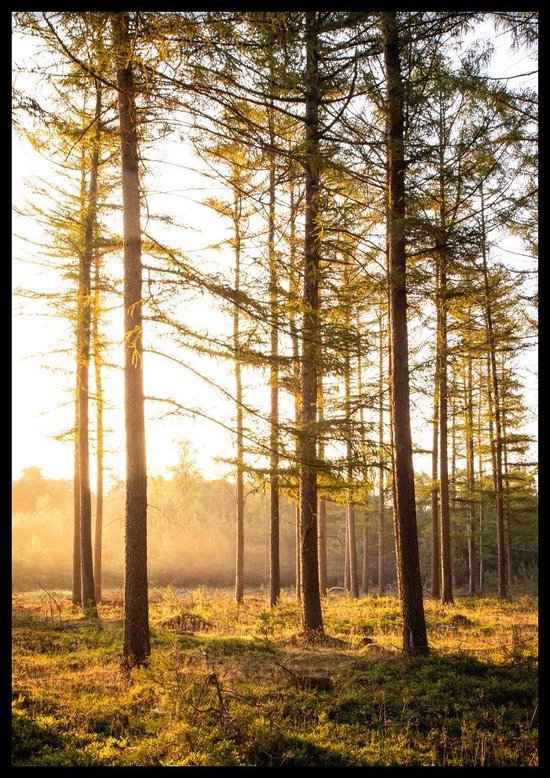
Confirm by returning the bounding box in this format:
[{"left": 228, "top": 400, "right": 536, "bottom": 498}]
[
  {"left": 299, "top": 11, "right": 323, "bottom": 634},
  {"left": 362, "top": 519, "right": 370, "bottom": 594},
  {"left": 465, "top": 347, "right": 476, "bottom": 594},
  {"left": 377, "top": 306, "right": 386, "bottom": 594},
  {"left": 357, "top": 342, "right": 370, "bottom": 596},
  {"left": 502, "top": 412, "right": 513, "bottom": 586},
  {"left": 78, "top": 86, "right": 102, "bottom": 617},
  {"left": 288, "top": 169, "right": 302, "bottom": 602},
  {"left": 268, "top": 102, "right": 280, "bottom": 607},
  {"left": 72, "top": 396, "right": 81, "bottom": 605},
  {"left": 72, "top": 141, "right": 88, "bottom": 609},
  {"left": 438, "top": 258, "right": 453, "bottom": 604},
  {"left": 93, "top": 256, "right": 104, "bottom": 605},
  {"left": 381, "top": 10, "right": 428, "bottom": 655},
  {"left": 233, "top": 179, "right": 245, "bottom": 605},
  {"left": 437, "top": 98, "right": 453, "bottom": 605},
  {"left": 344, "top": 306, "right": 358, "bottom": 598},
  {"left": 317, "top": 377, "right": 327, "bottom": 596},
  {"left": 90, "top": 81, "right": 104, "bottom": 606},
  {"left": 114, "top": 12, "right": 150, "bottom": 668},
  {"left": 388, "top": 323, "right": 402, "bottom": 600},
  {"left": 480, "top": 183, "right": 506, "bottom": 598},
  {"left": 430, "top": 361, "right": 440, "bottom": 598}
]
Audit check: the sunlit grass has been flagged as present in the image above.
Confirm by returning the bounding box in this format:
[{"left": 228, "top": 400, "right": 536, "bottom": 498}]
[{"left": 12, "top": 588, "right": 538, "bottom": 766}]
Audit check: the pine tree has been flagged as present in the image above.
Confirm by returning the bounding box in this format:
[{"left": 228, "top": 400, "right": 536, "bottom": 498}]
[
  {"left": 112, "top": 11, "right": 150, "bottom": 667},
  {"left": 381, "top": 10, "right": 428, "bottom": 655}
]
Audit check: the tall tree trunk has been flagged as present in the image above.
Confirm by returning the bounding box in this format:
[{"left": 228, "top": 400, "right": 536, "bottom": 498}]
[
  {"left": 344, "top": 300, "right": 358, "bottom": 597},
  {"left": 502, "top": 413, "right": 513, "bottom": 586},
  {"left": 90, "top": 81, "right": 104, "bottom": 606},
  {"left": 288, "top": 171, "right": 302, "bottom": 602},
  {"left": 268, "top": 103, "right": 280, "bottom": 607},
  {"left": 79, "top": 86, "right": 102, "bottom": 617},
  {"left": 478, "top": 396, "right": 485, "bottom": 596},
  {"left": 381, "top": 11, "right": 428, "bottom": 655},
  {"left": 388, "top": 316, "right": 402, "bottom": 600},
  {"left": 438, "top": 259, "right": 453, "bottom": 604},
  {"left": 72, "top": 142, "right": 88, "bottom": 609},
  {"left": 465, "top": 347, "right": 476, "bottom": 595},
  {"left": 114, "top": 12, "right": 150, "bottom": 668},
  {"left": 437, "top": 98, "right": 453, "bottom": 605},
  {"left": 299, "top": 11, "right": 323, "bottom": 634},
  {"left": 377, "top": 305, "right": 386, "bottom": 594},
  {"left": 317, "top": 377, "right": 327, "bottom": 596},
  {"left": 479, "top": 501, "right": 485, "bottom": 594},
  {"left": 233, "top": 180, "right": 245, "bottom": 605},
  {"left": 480, "top": 184, "right": 506, "bottom": 598},
  {"left": 93, "top": 262, "right": 104, "bottom": 605},
  {"left": 430, "top": 360, "right": 440, "bottom": 598},
  {"left": 72, "top": 396, "right": 81, "bottom": 605},
  {"left": 357, "top": 342, "right": 370, "bottom": 596}
]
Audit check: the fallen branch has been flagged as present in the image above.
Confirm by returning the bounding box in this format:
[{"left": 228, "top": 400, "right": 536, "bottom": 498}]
[{"left": 33, "top": 578, "right": 63, "bottom": 629}]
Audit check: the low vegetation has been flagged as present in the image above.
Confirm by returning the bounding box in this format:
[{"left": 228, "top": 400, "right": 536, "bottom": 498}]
[{"left": 12, "top": 588, "right": 538, "bottom": 767}]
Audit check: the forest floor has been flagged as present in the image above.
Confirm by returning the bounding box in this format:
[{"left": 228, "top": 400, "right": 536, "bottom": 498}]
[{"left": 12, "top": 587, "right": 538, "bottom": 767}]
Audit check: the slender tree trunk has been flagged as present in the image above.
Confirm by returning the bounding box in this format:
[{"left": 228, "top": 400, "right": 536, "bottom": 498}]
[
  {"left": 233, "top": 180, "right": 245, "bottom": 605},
  {"left": 288, "top": 171, "right": 302, "bottom": 602},
  {"left": 381, "top": 11, "right": 428, "bottom": 655},
  {"left": 90, "top": 81, "right": 104, "bottom": 606},
  {"left": 317, "top": 377, "right": 327, "bottom": 596},
  {"left": 72, "top": 143, "right": 88, "bottom": 609},
  {"left": 295, "top": 504, "right": 302, "bottom": 600},
  {"left": 317, "top": 499, "right": 327, "bottom": 594},
  {"left": 465, "top": 348, "right": 476, "bottom": 595},
  {"left": 438, "top": 260, "right": 453, "bottom": 604},
  {"left": 478, "top": 404, "right": 485, "bottom": 596},
  {"left": 503, "top": 416, "right": 513, "bottom": 586},
  {"left": 344, "top": 525, "right": 350, "bottom": 590},
  {"left": 451, "top": 398, "right": 457, "bottom": 510},
  {"left": 480, "top": 184, "right": 506, "bottom": 598},
  {"left": 93, "top": 274, "right": 104, "bottom": 605},
  {"left": 346, "top": 505, "right": 359, "bottom": 597},
  {"left": 388, "top": 315, "right": 402, "bottom": 600},
  {"left": 377, "top": 306, "right": 386, "bottom": 594},
  {"left": 388, "top": 318, "right": 403, "bottom": 600},
  {"left": 362, "top": 518, "right": 370, "bottom": 595},
  {"left": 72, "top": 396, "right": 81, "bottom": 605},
  {"left": 79, "top": 86, "right": 102, "bottom": 617},
  {"left": 431, "top": 360, "right": 440, "bottom": 598},
  {"left": 299, "top": 11, "right": 323, "bottom": 634},
  {"left": 437, "top": 100, "right": 453, "bottom": 605},
  {"left": 114, "top": 12, "right": 150, "bottom": 667},
  {"left": 72, "top": 145, "right": 88, "bottom": 609},
  {"left": 479, "top": 505, "right": 485, "bottom": 594},
  {"left": 357, "top": 343, "right": 370, "bottom": 596},
  {"left": 268, "top": 103, "right": 280, "bottom": 607},
  {"left": 390, "top": 400, "right": 401, "bottom": 598},
  {"left": 344, "top": 304, "right": 358, "bottom": 597}
]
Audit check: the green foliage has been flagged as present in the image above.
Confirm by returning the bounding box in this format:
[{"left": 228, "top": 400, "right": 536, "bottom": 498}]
[{"left": 12, "top": 589, "right": 538, "bottom": 767}]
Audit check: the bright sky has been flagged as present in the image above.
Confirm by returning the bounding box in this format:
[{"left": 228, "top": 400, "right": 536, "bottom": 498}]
[{"left": 11, "top": 15, "right": 538, "bottom": 487}]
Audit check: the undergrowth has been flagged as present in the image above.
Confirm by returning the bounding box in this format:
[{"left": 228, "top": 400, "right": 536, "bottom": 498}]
[{"left": 12, "top": 588, "right": 538, "bottom": 766}]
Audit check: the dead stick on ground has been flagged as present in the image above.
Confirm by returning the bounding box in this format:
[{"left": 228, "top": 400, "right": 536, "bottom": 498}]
[{"left": 32, "top": 579, "right": 63, "bottom": 629}]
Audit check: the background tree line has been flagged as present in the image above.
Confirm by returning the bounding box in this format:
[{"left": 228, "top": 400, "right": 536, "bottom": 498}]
[{"left": 12, "top": 461, "right": 537, "bottom": 594}]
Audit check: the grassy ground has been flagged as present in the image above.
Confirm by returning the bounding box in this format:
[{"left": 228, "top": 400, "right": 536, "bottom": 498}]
[{"left": 12, "top": 587, "right": 538, "bottom": 766}]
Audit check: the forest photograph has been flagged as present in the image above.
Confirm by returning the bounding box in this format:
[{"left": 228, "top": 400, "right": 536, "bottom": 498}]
[{"left": 11, "top": 10, "right": 538, "bottom": 767}]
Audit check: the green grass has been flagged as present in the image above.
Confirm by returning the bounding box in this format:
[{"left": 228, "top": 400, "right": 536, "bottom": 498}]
[{"left": 12, "top": 588, "right": 538, "bottom": 766}]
